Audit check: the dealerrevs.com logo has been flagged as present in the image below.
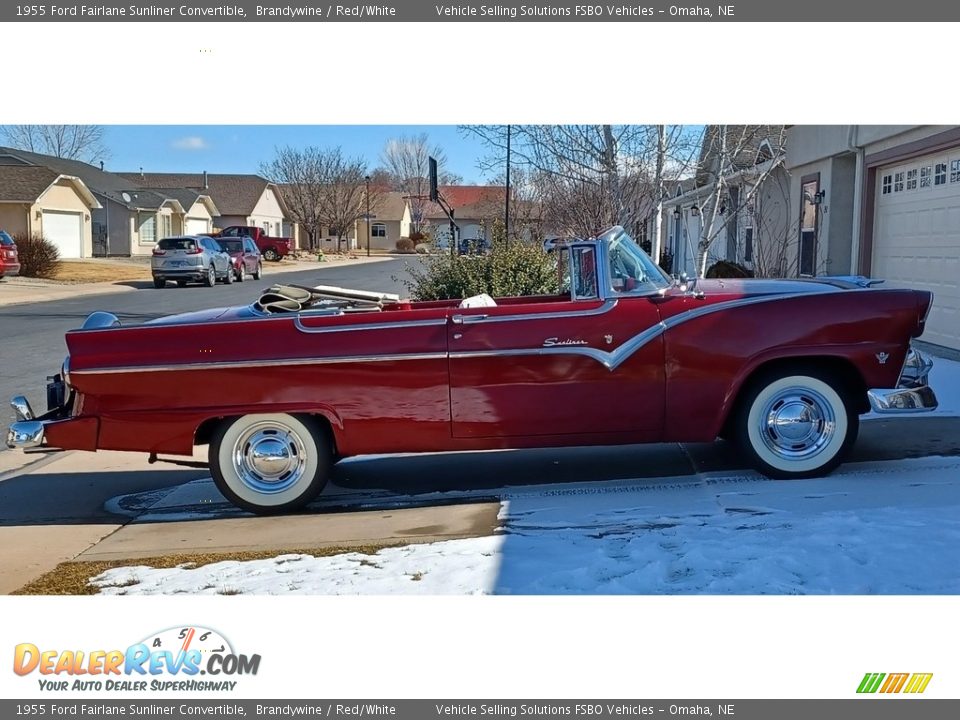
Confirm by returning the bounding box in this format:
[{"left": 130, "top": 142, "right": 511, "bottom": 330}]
[
  {"left": 13, "top": 626, "right": 261, "bottom": 692},
  {"left": 857, "top": 672, "right": 933, "bottom": 694}
]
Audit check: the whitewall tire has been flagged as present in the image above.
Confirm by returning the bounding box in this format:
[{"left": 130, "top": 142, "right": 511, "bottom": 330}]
[
  {"left": 210, "top": 413, "right": 330, "bottom": 514},
  {"left": 735, "top": 371, "right": 858, "bottom": 479}
]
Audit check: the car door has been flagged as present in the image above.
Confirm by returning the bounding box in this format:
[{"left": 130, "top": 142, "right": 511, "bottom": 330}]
[
  {"left": 448, "top": 245, "right": 665, "bottom": 440},
  {"left": 244, "top": 238, "right": 260, "bottom": 271}
]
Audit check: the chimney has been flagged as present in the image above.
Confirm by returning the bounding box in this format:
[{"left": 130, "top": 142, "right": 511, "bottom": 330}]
[
  {"left": 99, "top": 161, "right": 104, "bottom": 171},
  {"left": 203, "top": 170, "right": 208, "bottom": 189}
]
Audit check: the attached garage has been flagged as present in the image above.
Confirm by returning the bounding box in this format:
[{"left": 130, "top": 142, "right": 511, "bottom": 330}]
[
  {"left": 42, "top": 210, "right": 84, "bottom": 259},
  {"left": 185, "top": 217, "right": 210, "bottom": 235},
  {"left": 872, "top": 149, "right": 960, "bottom": 351}
]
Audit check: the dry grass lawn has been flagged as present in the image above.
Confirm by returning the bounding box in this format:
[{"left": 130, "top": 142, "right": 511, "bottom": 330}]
[
  {"left": 13, "top": 544, "right": 391, "bottom": 595},
  {"left": 48, "top": 261, "right": 151, "bottom": 284}
]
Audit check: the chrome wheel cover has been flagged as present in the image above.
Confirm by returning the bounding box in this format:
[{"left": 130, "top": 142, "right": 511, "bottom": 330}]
[
  {"left": 759, "top": 386, "right": 837, "bottom": 461},
  {"left": 231, "top": 421, "right": 308, "bottom": 494}
]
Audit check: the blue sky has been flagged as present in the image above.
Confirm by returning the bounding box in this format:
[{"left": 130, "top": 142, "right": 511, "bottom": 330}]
[{"left": 101, "top": 126, "right": 495, "bottom": 183}]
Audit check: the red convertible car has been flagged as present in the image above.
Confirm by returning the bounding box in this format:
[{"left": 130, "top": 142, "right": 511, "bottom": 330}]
[{"left": 6, "top": 227, "right": 938, "bottom": 514}]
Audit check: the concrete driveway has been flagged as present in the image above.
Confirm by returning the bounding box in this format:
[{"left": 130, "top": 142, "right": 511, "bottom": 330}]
[{"left": 2, "top": 415, "right": 958, "bottom": 594}]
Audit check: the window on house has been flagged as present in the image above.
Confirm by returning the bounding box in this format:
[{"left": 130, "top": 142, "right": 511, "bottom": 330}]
[
  {"left": 894, "top": 171, "right": 905, "bottom": 192},
  {"left": 935, "top": 162, "right": 948, "bottom": 185},
  {"left": 951, "top": 160, "right": 960, "bottom": 183},
  {"left": 906, "top": 168, "right": 918, "bottom": 190},
  {"left": 159, "top": 214, "right": 172, "bottom": 239},
  {"left": 262, "top": 222, "right": 271, "bottom": 235},
  {"left": 882, "top": 174, "right": 893, "bottom": 195},
  {"left": 138, "top": 213, "right": 156, "bottom": 244},
  {"left": 371, "top": 223, "right": 387, "bottom": 238},
  {"left": 920, "top": 166, "right": 932, "bottom": 189}
]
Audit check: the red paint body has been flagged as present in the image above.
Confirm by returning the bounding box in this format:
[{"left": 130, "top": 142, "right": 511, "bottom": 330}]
[
  {"left": 211, "top": 226, "right": 292, "bottom": 260},
  {"left": 43, "top": 277, "right": 931, "bottom": 461}
]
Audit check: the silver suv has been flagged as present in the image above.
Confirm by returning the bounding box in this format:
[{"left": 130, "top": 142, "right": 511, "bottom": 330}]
[{"left": 152, "top": 236, "right": 233, "bottom": 288}]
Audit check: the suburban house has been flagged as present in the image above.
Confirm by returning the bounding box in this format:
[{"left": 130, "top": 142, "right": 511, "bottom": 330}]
[
  {"left": 409, "top": 185, "right": 508, "bottom": 248},
  {"left": 119, "top": 172, "right": 289, "bottom": 246},
  {"left": 660, "top": 125, "right": 789, "bottom": 278},
  {"left": 787, "top": 124, "right": 960, "bottom": 352},
  {"left": 0, "top": 165, "right": 101, "bottom": 258},
  {"left": 352, "top": 190, "right": 406, "bottom": 252},
  {"left": 0, "top": 147, "right": 222, "bottom": 257}
]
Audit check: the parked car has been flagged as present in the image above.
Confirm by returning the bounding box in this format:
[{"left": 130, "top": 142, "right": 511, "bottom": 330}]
[
  {"left": 151, "top": 236, "right": 234, "bottom": 288},
  {"left": 0, "top": 230, "right": 20, "bottom": 279},
  {"left": 6, "top": 226, "right": 939, "bottom": 515},
  {"left": 212, "top": 226, "right": 293, "bottom": 262},
  {"left": 216, "top": 237, "right": 263, "bottom": 282}
]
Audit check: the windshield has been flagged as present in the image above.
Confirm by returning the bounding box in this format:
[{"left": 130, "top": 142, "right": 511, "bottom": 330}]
[
  {"left": 599, "top": 227, "right": 671, "bottom": 294},
  {"left": 158, "top": 237, "right": 198, "bottom": 251}
]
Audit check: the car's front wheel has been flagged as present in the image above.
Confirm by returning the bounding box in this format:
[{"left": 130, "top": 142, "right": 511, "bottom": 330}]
[
  {"left": 205, "top": 265, "right": 216, "bottom": 287},
  {"left": 223, "top": 265, "right": 235, "bottom": 284},
  {"left": 209, "top": 414, "right": 330, "bottom": 514},
  {"left": 734, "top": 369, "right": 858, "bottom": 479},
  {"left": 236, "top": 264, "right": 245, "bottom": 282},
  {"left": 153, "top": 277, "right": 165, "bottom": 289},
  {"left": 253, "top": 261, "right": 262, "bottom": 280}
]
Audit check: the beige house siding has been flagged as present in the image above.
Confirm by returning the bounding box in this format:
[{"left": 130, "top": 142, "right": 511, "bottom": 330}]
[
  {"left": 249, "top": 189, "right": 286, "bottom": 236},
  {"left": 0, "top": 205, "right": 29, "bottom": 236},
  {"left": 353, "top": 219, "right": 402, "bottom": 251}
]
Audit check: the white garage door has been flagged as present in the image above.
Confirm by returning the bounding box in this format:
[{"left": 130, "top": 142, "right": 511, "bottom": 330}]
[
  {"left": 42, "top": 211, "right": 82, "bottom": 259},
  {"left": 873, "top": 151, "right": 960, "bottom": 350},
  {"left": 185, "top": 217, "right": 209, "bottom": 235}
]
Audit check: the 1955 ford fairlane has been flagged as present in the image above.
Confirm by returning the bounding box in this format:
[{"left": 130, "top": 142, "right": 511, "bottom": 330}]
[{"left": 6, "top": 227, "right": 939, "bottom": 514}]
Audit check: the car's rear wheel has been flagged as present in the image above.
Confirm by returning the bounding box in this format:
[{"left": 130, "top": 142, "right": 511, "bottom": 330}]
[
  {"left": 253, "top": 261, "right": 262, "bottom": 280},
  {"left": 205, "top": 265, "right": 216, "bottom": 287},
  {"left": 734, "top": 369, "right": 858, "bottom": 479},
  {"left": 153, "top": 277, "right": 165, "bottom": 289},
  {"left": 263, "top": 248, "right": 279, "bottom": 262},
  {"left": 210, "top": 414, "right": 330, "bottom": 515}
]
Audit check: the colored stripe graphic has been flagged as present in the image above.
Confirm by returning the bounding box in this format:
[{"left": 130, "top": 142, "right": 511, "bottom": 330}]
[
  {"left": 904, "top": 673, "right": 933, "bottom": 694},
  {"left": 857, "top": 673, "right": 885, "bottom": 693},
  {"left": 880, "top": 673, "right": 909, "bottom": 693}
]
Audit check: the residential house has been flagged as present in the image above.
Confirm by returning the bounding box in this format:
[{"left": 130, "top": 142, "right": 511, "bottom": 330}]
[
  {"left": 119, "top": 172, "right": 289, "bottom": 246},
  {"left": 0, "top": 166, "right": 101, "bottom": 258},
  {"left": 352, "top": 191, "right": 406, "bottom": 252},
  {"left": 786, "top": 125, "right": 960, "bottom": 351},
  {"left": 660, "top": 126, "right": 789, "bottom": 278},
  {"left": 0, "top": 147, "right": 220, "bottom": 257}
]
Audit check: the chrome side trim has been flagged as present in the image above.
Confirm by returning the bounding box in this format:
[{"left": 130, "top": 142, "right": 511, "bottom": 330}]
[
  {"left": 6, "top": 420, "right": 44, "bottom": 449},
  {"left": 477, "top": 299, "right": 618, "bottom": 323},
  {"left": 69, "top": 352, "right": 448, "bottom": 376},
  {"left": 294, "top": 317, "right": 447, "bottom": 334},
  {"left": 868, "top": 386, "right": 938, "bottom": 413},
  {"left": 451, "top": 293, "right": 823, "bottom": 371},
  {"left": 11, "top": 395, "right": 34, "bottom": 421}
]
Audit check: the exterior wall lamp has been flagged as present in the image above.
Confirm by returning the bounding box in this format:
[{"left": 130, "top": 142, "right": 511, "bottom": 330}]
[{"left": 690, "top": 205, "right": 700, "bottom": 217}]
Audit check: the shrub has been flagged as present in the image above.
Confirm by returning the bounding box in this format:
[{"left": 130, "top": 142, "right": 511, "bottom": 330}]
[
  {"left": 409, "top": 231, "right": 426, "bottom": 243},
  {"left": 415, "top": 244, "right": 430, "bottom": 254},
  {"left": 402, "top": 242, "right": 560, "bottom": 301},
  {"left": 706, "top": 260, "right": 753, "bottom": 278},
  {"left": 13, "top": 232, "right": 60, "bottom": 278},
  {"left": 395, "top": 237, "right": 416, "bottom": 253}
]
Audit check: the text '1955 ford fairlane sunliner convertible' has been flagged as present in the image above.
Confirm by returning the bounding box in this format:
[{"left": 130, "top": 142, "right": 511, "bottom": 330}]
[{"left": 6, "top": 227, "right": 939, "bottom": 514}]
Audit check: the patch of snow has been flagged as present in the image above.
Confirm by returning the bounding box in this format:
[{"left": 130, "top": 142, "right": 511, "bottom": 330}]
[{"left": 91, "top": 457, "right": 960, "bottom": 595}]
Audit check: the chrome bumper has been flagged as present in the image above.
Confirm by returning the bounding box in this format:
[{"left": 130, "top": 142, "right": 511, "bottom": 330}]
[
  {"left": 867, "top": 348, "right": 939, "bottom": 413},
  {"left": 6, "top": 395, "right": 45, "bottom": 449}
]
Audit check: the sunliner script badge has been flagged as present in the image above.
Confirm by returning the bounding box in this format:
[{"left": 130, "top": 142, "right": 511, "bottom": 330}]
[{"left": 543, "top": 337, "right": 589, "bottom": 347}]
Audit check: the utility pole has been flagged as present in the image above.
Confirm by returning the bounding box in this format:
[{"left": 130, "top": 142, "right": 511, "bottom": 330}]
[
  {"left": 365, "top": 175, "right": 371, "bottom": 258},
  {"left": 505, "top": 124, "right": 511, "bottom": 246}
]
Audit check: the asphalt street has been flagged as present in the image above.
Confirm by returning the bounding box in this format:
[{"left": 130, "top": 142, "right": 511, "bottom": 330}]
[{"left": 0, "top": 258, "right": 410, "bottom": 432}]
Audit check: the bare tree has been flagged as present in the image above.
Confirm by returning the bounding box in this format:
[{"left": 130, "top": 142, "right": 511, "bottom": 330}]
[
  {"left": 262, "top": 146, "right": 381, "bottom": 252},
  {"left": 380, "top": 134, "right": 454, "bottom": 235},
  {"left": 464, "top": 124, "right": 694, "bottom": 245},
  {"left": 1, "top": 125, "right": 110, "bottom": 163},
  {"left": 261, "top": 146, "right": 327, "bottom": 250}
]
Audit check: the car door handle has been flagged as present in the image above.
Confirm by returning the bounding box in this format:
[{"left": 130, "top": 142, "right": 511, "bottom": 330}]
[{"left": 452, "top": 314, "right": 488, "bottom": 325}]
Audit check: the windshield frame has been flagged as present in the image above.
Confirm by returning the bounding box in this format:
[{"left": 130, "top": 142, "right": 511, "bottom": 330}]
[{"left": 595, "top": 226, "right": 671, "bottom": 297}]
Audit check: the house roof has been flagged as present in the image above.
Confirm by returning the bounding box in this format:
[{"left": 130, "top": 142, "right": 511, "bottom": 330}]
[
  {"left": 0, "top": 146, "right": 140, "bottom": 207},
  {"left": 371, "top": 191, "right": 407, "bottom": 221},
  {"left": 119, "top": 172, "right": 284, "bottom": 216},
  {"left": 695, "top": 125, "right": 786, "bottom": 185},
  {"left": 421, "top": 185, "right": 506, "bottom": 220},
  {"left": 0, "top": 166, "right": 101, "bottom": 208}
]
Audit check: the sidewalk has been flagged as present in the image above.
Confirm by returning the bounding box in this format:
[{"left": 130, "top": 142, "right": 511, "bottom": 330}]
[{"left": 0, "top": 255, "right": 393, "bottom": 308}]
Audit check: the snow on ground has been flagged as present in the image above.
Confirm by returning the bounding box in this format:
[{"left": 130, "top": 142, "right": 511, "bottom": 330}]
[{"left": 90, "top": 356, "right": 960, "bottom": 595}]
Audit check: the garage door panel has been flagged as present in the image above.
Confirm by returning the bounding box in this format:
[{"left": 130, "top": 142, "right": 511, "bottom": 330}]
[
  {"left": 185, "top": 218, "right": 209, "bottom": 235},
  {"left": 875, "top": 149, "right": 960, "bottom": 350},
  {"left": 42, "top": 211, "right": 82, "bottom": 259}
]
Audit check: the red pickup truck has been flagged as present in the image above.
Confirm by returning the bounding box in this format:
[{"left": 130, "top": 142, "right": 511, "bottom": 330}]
[{"left": 212, "top": 226, "right": 293, "bottom": 261}]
